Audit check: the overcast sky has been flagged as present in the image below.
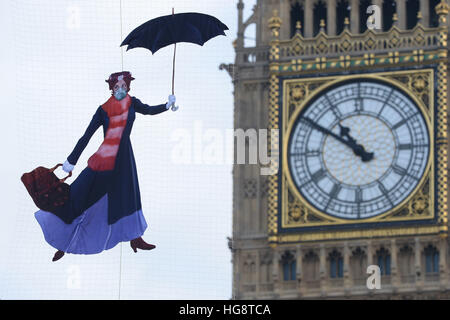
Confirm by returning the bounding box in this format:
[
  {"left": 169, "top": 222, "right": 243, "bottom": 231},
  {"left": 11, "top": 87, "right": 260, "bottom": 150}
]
[{"left": 0, "top": 0, "right": 256, "bottom": 299}]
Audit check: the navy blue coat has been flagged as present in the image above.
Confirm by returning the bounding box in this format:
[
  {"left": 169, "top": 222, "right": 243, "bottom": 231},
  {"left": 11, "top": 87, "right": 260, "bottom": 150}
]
[{"left": 58, "top": 96, "right": 168, "bottom": 225}]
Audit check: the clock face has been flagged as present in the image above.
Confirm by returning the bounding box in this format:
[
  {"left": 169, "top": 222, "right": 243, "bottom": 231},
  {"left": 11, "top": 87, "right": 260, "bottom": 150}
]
[{"left": 287, "top": 80, "right": 430, "bottom": 219}]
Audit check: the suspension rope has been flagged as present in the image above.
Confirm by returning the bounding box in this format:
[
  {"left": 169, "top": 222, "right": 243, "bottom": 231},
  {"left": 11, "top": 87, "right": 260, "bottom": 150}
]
[
  {"left": 120, "top": 0, "right": 124, "bottom": 71},
  {"left": 118, "top": 0, "right": 124, "bottom": 301}
]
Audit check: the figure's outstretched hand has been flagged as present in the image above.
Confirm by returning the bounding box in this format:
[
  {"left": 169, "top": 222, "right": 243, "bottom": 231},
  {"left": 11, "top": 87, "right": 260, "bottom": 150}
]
[
  {"left": 166, "top": 95, "right": 179, "bottom": 111},
  {"left": 62, "top": 159, "right": 74, "bottom": 173}
]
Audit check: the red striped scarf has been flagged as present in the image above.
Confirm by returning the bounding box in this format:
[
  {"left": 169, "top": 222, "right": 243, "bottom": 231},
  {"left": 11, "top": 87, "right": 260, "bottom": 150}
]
[{"left": 87, "top": 94, "right": 131, "bottom": 171}]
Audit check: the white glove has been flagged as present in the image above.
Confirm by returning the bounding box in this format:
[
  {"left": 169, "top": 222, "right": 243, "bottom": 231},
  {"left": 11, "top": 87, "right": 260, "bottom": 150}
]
[
  {"left": 166, "top": 95, "right": 178, "bottom": 111},
  {"left": 62, "top": 159, "right": 74, "bottom": 173}
]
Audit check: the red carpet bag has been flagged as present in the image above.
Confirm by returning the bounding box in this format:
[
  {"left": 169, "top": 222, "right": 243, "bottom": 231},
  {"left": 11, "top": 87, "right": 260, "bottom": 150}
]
[{"left": 21, "top": 163, "right": 72, "bottom": 213}]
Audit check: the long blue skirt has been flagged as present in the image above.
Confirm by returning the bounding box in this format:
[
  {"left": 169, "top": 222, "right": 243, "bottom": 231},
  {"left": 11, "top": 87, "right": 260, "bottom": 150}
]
[{"left": 34, "top": 166, "right": 147, "bottom": 254}]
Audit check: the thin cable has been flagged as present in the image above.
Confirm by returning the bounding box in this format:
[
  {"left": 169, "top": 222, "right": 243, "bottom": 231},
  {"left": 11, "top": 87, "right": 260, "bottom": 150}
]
[
  {"left": 119, "top": 242, "right": 123, "bottom": 300},
  {"left": 118, "top": 0, "right": 124, "bottom": 300},
  {"left": 120, "top": 0, "right": 124, "bottom": 71},
  {"left": 172, "top": 7, "right": 176, "bottom": 95}
]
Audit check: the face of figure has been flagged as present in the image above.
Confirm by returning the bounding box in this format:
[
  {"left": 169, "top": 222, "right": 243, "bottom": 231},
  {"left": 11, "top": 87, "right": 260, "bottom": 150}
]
[{"left": 113, "top": 79, "right": 128, "bottom": 100}]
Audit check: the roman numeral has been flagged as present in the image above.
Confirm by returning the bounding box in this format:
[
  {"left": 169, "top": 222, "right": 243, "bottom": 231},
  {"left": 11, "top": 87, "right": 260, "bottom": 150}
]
[
  {"left": 289, "top": 150, "right": 320, "bottom": 157},
  {"left": 324, "top": 94, "right": 342, "bottom": 118},
  {"left": 398, "top": 143, "right": 413, "bottom": 150},
  {"left": 355, "top": 187, "right": 362, "bottom": 218},
  {"left": 398, "top": 143, "right": 429, "bottom": 150},
  {"left": 392, "top": 113, "right": 419, "bottom": 130},
  {"left": 377, "top": 181, "right": 394, "bottom": 206},
  {"left": 311, "top": 169, "right": 326, "bottom": 183},
  {"left": 392, "top": 164, "right": 407, "bottom": 176},
  {"left": 377, "top": 88, "right": 394, "bottom": 116},
  {"left": 329, "top": 183, "right": 342, "bottom": 199}
]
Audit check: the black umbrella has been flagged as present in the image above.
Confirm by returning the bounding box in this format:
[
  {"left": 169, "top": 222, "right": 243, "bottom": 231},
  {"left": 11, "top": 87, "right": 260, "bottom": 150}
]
[{"left": 121, "top": 9, "right": 228, "bottom": 110}]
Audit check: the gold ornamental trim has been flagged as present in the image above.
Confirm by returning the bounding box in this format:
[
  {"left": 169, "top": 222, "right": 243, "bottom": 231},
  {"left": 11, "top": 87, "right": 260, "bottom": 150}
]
[
  {"left": 275, "top": 226, "right": 443, "bottom": 243},
  {"left": 266, "top": 69, "right": 447, "bottom": 245},
  {"left": 282, "top": 71, "right": 434, "bottom": 227}
]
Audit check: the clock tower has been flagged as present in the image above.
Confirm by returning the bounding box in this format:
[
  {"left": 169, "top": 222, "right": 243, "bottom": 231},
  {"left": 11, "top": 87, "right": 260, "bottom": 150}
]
[{"left": 222, "top": 0, "right": 450, "bottom": 299}]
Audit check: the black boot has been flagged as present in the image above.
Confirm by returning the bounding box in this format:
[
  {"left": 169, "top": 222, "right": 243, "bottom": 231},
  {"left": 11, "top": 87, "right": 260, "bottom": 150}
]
[
  {"left": 130, "top": 237, "right": 156, "bottom": 252},
  {"left": 52, "top": 250, "right": 65, "bottom": 262}
]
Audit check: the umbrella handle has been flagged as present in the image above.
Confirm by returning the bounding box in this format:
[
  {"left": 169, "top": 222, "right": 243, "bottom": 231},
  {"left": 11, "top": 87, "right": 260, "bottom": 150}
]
[
  {"left": 172, "top": 7, "right": 176, "bottom": 96},
  {"left": 172, "top": 43, "right": 176, "bottom": 95}
]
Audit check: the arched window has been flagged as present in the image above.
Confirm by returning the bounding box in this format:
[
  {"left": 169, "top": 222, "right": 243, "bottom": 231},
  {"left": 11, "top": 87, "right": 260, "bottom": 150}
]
[
  {"left": 313, "top": 0, "right": 327, "bottom": 36},
  {"left": 303, "top": 250, "right": 320, "bottom": 281},
  {"left": 350, "top": 247, "right": 367, "bottom": 283},
  {"left": 406, "top": 0, "right": 420, "bottom": 29},
  {"left": 424, "top": 245, "right": 439, "bottom": 273},
  {"left": 382, "top": 0, "right": 397, "bottom": 31},
  {"left": 260, "top": 257, "right": 272, "bottom": 283},
  {"left": 329, "top": 250, "right": 344, "bottom": 278},
  {"left": 359, "top": 0, "right": 372, "bottom": 33},
  {"left": 243, "top": 260, "right": 256, "bottom": 283},
  {"left": 398, "top": 245, "right": 415, "bottom": 282},
  {"left": 429, "top": 0, "right": 440, "bottom": 27},
  {"left": 336, "top": 0, "right": 350, "bottom": 34},
  {"left": 290, "top": 1, "right": 305, "bottom": 37},
  {"left": 281, "top": 251, "right": 296, "bottom": 281},
  {"left": 376, "top": 247, "right": 391, "bottom": 275}
]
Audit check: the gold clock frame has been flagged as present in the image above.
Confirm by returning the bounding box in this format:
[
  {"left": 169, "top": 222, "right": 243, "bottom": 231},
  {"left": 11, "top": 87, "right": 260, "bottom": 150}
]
[
  {"left": 283, "top": 72, "right": 434, "bottom": 224},
  {"left": 267, "top": 69, "right": 448, "bottom": 245}
]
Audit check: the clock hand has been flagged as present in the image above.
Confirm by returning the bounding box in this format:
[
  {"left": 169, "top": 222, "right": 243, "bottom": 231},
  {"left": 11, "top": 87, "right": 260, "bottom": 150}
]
[
  {"left": 338, "top": 124, "right": 374, "bottom": 162},
  {"left": 302, "top": 117, "right": 374, "bottom": 162},
  {"left": 302, "top": 117, "right": 351, "bottom": 145}
]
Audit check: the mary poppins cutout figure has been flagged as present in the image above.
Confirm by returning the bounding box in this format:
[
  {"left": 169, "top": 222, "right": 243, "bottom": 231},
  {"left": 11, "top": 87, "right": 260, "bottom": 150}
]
[{"left": 34, "top": 71, "right": 176, "bottom": 261}]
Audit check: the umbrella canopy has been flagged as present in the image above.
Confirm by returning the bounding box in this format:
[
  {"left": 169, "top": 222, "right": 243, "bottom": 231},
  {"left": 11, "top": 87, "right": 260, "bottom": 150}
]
[{"left": 120, "top": 12, "right": 229, "bottom": 54}]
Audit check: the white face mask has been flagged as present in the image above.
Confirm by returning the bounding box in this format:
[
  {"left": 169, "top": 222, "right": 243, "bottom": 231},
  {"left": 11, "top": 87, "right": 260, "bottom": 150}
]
[{"left": 114, "top": 88, "right": 127, "bottom": 100}]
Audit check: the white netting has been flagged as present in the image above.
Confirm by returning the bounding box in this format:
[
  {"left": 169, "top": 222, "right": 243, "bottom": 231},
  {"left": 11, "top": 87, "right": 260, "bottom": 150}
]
[{"left": 0, "top": 0, "right": 233, "bottom": 299}]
